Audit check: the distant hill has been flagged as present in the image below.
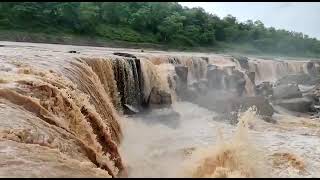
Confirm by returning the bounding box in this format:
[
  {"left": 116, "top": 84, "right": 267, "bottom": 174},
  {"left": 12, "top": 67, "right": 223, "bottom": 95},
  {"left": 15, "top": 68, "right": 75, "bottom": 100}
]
[{"left": 0, "top": 2, "right": 319, "bottom": 58}]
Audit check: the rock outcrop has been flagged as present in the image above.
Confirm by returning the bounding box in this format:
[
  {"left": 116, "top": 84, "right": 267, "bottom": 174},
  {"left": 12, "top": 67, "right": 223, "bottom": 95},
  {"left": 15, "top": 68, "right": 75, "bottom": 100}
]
[
  {"left": 274, "top": 97, "right": 313, "bottom": 113},
  {"left": 272, "top": 84, "right": 302, "bottom": 99}
]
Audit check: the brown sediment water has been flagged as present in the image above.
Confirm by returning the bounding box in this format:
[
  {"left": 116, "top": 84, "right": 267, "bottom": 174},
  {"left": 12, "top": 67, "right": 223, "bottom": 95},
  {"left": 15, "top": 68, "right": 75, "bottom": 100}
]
[
  {"left": 181, "top": 108, "right": 267, "bottom": 178},
  {"left": 0, "top": 58, "right": 124, "bottom": 177},
  {"left": 0, "top": 41, "right": 319, "bottom": 178}
]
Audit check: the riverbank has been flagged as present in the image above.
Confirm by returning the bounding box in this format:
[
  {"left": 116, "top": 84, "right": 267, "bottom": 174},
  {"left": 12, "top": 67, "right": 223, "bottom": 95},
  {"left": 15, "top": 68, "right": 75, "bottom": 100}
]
[{"left": 1, "top": 30, "right": 319, "bottom": 59}]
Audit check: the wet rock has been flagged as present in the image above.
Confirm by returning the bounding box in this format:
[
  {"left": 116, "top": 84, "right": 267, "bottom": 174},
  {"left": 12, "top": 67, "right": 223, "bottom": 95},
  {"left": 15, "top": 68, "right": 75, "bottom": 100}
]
[
  {"left": 306, "top": 83, "right": 320, "bottom": 102},
  {"left": 256, "top": 81, "right": 273, "bottom": 97},
  {"left": 174, "top": 65, "right": 188, "bottom": 84},
  {"left": 207, "top": 95, "right": 275, "bottom": 124},
  {"left": 274, "top": 97, "right": 313, "bottom": 113},
  {"left": 113, "top": 52, "right": 137, "bottom": 59},
  {"left": 123, "top": 104, "right": 139, "bottom": 115},
  {"left": 147, "top": 87, "right": 172, "bottom": 108},
  {"left": 234, "top": 96, "right": 274, "bottom": 117},
  {"left": 168, "top": 57, "right": 181, "bottom": 64},
  {"left": 174, "top": 65, "right": 189, "bottom": 99},
  {"left": 273, "top": 84, "right": 302, "bottom": 99},
  {"left": 247, "top": 71, "right": 255, "bottom": 84},
  {"left": 233, "top": 56, "right": 249, "bottom": 70}
]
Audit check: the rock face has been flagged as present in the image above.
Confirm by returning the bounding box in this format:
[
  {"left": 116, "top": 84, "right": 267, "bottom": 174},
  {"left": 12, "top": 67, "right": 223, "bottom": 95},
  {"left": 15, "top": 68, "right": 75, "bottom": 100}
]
[
  {"left": 147, "top": 87, "right": 172, "bottom": 108},
  {"left": 233, "top": 56, "right": 249, "bottom": 70},
  {"left": 207, "top": 66, "right": 225, "bottom": 90},
  {"left": 273, "top": 84, "right": 302, "bottom": 99},
  {"left": 275, "top": 97, "right": 313, "bottom": 112},
  {"left": 175, "top": 65, "right": 188, "bottom": 84},
  {"left": 174, "top": 65, "right": 189, "bottom": 100}
]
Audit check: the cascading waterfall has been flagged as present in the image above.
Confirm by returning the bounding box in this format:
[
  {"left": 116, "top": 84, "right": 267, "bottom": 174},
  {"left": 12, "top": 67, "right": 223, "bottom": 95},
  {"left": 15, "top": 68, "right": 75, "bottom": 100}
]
[
  {"left": 1, "top": 41, "right": 319, "bottom": 178},
  {"left": 139, "top": 57, "right": 171, "bottom": 103},
  {"left": 111, "top": 57, "right": 144, "bottom": 111},
  {"left": 82, "top": 57, "right": 122, "bottom": 112},
  {"left": 179, "top": 56, "right": 208, "bottom": 84},
  {"left": 0, "top": 60, "right": 125, "bottom": 177},
  {"left": 249, "top": 59, "right": 307, "bottom": 83}
]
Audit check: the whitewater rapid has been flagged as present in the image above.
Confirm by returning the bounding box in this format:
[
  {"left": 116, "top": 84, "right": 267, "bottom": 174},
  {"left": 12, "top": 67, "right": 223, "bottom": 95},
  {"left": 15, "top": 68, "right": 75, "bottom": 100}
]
[{"left": 120, "top": 101, "right": 320, "bottom": 178}]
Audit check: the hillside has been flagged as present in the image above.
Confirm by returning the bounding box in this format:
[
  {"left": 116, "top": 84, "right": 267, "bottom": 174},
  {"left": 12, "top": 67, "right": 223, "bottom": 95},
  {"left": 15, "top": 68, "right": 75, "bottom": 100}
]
[{"left": 0, "top": 2, "right": 320, "bottom": 58}]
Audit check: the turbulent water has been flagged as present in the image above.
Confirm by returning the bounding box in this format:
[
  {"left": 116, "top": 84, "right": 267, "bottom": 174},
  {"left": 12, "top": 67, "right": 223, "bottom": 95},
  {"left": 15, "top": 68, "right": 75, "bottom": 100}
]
[{"left": 0, "top": 41, "right": 320, "bottom": 178}]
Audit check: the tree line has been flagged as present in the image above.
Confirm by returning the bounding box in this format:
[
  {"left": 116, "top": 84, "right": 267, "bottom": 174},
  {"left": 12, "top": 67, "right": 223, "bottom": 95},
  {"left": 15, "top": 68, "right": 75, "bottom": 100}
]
[{"left": 0, "top": 2, "right": 319, "bottom": 56}]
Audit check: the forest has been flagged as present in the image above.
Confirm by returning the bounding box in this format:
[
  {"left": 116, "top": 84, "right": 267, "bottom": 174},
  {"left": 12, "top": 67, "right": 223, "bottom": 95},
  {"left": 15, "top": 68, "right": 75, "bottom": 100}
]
[{"left": 0, "top": 2, "right": 320, "bottom": 57}]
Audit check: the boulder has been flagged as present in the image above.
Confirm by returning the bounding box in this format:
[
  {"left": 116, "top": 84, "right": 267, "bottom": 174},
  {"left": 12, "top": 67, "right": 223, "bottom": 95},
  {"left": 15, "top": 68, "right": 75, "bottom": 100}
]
[
  {"left": 233, "top": 96, "right": 274, "bottom": 117},
  {"left": 256, "top": 82, "right": 273, "bottom": 97},
  {"left": 275, "top": 97, "right": 313, "bottom": 113},
  {"left": 147, "top": 87, "right": 172, "bottom": 108},
  {"left": 197, "top": 94, "right": 275, "bottom": 124},
  {"left": 194, "top": 92, "right": 274, "bottom": 118},
  {"left": 272, "top": 84, "right": 302, "bottom": 99}
]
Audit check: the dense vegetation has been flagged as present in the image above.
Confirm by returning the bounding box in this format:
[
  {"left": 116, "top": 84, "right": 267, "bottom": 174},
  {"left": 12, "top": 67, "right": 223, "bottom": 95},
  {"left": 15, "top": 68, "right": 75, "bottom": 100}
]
[{"left": 0, "top": 2, "right": 320, "bottom": 57}]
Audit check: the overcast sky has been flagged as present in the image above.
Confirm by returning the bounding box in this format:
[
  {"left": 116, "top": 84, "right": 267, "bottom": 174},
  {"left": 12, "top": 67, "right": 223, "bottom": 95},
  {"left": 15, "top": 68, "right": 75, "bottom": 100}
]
[{"left": 179, "top": 2, "right": 320, "bottom": 40}]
